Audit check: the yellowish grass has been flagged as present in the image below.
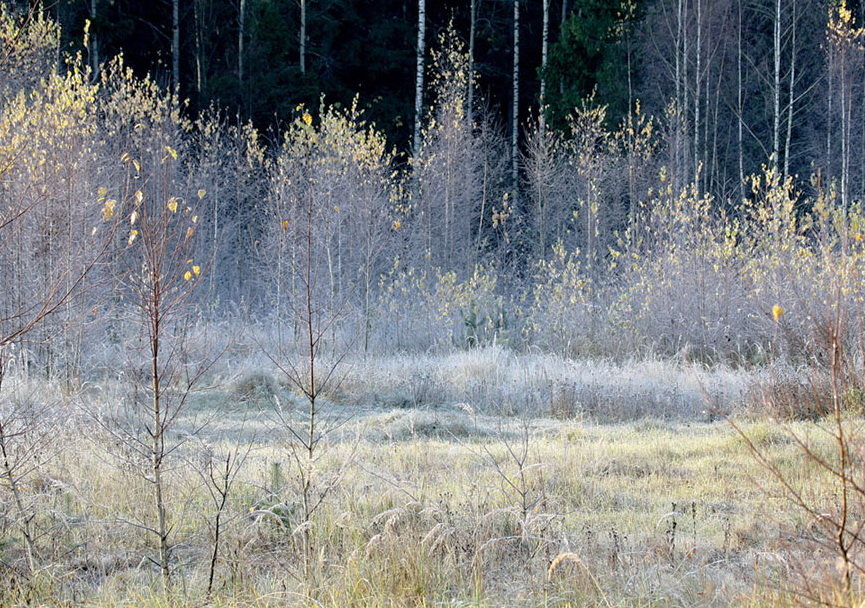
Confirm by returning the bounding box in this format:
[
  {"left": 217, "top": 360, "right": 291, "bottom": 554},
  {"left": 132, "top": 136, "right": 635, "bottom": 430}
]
[{"left": 0, "top": 373, "right": 859, "bottom": 607}]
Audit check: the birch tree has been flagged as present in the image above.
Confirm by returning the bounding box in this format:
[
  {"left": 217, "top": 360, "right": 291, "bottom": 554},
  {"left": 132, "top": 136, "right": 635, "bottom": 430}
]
[
  {"left": 172, "top": 0, "right": 180, "bottom": 89},
  {"left": 413, "top": 0, "right": 426, "bottom": 158},
  {"left": 512, "top": 0, "right": 520, "bottom": 195},
  {"left": 299, "top": 0, "right": 306, "bottom": 74}
]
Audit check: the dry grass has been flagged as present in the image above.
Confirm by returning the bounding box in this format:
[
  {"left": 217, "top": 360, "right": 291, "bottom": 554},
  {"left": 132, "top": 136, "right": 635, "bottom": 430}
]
[{"left": 0, "top": 352, "right": 860, "bottom": 606}]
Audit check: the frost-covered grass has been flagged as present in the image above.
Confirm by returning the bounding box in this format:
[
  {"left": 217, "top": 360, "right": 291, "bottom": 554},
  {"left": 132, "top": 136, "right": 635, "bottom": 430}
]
[{"left": 0, "top": 350, "right": 857, "bottom": 607}]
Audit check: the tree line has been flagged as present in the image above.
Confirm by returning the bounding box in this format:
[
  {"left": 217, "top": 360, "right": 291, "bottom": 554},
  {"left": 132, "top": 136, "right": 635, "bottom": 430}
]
[{"left": 4, "top": 1, "right": 865, "bottom": 369}]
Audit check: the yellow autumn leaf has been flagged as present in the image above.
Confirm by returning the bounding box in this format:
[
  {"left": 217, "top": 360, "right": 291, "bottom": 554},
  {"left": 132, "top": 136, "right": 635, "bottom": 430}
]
[
  {"left": 197, "top": 189, "right": 206, "bottom": 199},
  {"left": 392, "top": 220, "right": 402, "bottom": 230},
  {"left": 192, "top": 215, "right": 198, "bottom": 223},
  {"left": 167, "top": 198, "right": 179, "bottom": 213},
  {"left": 128, "top": 229, "right": 139, "bottom": 245},
  {"left": 97, "top": 186, "right": 108, "bottom": 200},
  {"left": 165, "top": 145, "right": 178, "bottom": 160},
  {"left": 132, "top": 159, "right": 140, "bottom": 172},
  {"left": 184, "top": 270, "right": 193, "bottom": 281},
  {"left": 772, "top": 305, "right": 785, "bottom": 322},
  {"left": 302, "top": 112, "right": 313, "bottom": 126},
  {"left": 130, "top": 210, "right": 139, "bottom": 225},
  {"left": 281, "top": 220, "right": 290, "bottom": 231},
  {"left": 101, "top": 199, "right": 116, "bottom": 221},
  {"left": 134, "top": 190, "right": 143, "bottom": 204},
  {"left": 186, "top": 227, "right": 195, "bottom": 239},
  {"left": 192, "top": 265, "right": 201, "bottom": 275}
]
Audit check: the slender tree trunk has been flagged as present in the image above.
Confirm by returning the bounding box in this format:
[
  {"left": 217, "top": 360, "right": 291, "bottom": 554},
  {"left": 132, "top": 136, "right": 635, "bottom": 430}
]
[
  {"left": 512, "top": 0, "right": 520, "bottom": 195},
  {"left": 194, "top": 0, "right": 204, "bottom": 94},
  {"left": 172, "top": 0, "right": 180, "bottom": 90},
  {"left": 737, "top": 0, "right": 745, "bottom": 201},
  {"left": 300, "top": 0, "right": 306, "bottom": 74},
  {"left": 540, "top": 0, "right": 549, "bottom": 129},
  {"left": 239, "top": 0, "right": 245, "bottom": 85},
  {"left": 772, "top": 0, "right": 781, "bottom": 172},
  {"left": 468, "top": 0, "right": 476, "bottom": 119},
  {"left": 89, "top": 0, "right": 99, "bottom": 77},
  {"left": 413, "top": 0, "right": 426, "bottom": 158},
  {"left": 150, "top": 298, "right": 170, "bottom": 591},
  {"left": 784, "top": 0, "right": 796, "bottom": 178},
  {"left": 560, "top": 0, "right": 568, "bottom": 97},
  {"left": 694, "top": 0, "right": 702, "bottom": 186},
  {"left": 674, "top": 0, "right": 684, "bottom": 188},
  {"left": 841, "top": 44, "right": 849, "bottom": 208}
]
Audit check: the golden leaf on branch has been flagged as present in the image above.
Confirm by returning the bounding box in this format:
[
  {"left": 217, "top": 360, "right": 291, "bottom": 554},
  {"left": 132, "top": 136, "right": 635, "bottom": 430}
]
[
  {"left": 101, "top": 199, "right": 116, "bottom": 221},
  {"left": 771, "top": 305, "right": 785, "bottom": 322}
]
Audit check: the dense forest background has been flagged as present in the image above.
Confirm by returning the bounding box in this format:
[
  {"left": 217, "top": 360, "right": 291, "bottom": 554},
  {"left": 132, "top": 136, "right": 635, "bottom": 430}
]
[
  {"left": 5, "top": 0, "right": 865, "bottom": 372},
  {"left": 13, "top": 0, "right": 862, "bottom": 188}
]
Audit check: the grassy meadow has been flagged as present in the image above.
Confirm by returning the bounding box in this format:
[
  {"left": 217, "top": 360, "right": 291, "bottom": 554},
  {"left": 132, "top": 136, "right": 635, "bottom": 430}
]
[{"left": 1, "top": 348, "right": 859, "bottom": 608}]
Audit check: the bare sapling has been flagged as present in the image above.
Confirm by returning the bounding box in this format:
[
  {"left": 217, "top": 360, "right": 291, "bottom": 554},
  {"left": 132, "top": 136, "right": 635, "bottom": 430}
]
[
  {"left": 94, "top": 151, "right": 215, "bottom": 592},
  {"left": 190, "top": 431, "right": 252, "bottom": 598},
  {"left": 267, "top": 109, "right": 360, "bottom": 593}
]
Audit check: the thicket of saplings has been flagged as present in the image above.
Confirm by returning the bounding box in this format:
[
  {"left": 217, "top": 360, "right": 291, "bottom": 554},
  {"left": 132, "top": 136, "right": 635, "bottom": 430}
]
[{"left": 3, "top": 7, "right": 865, "bottom": 607}]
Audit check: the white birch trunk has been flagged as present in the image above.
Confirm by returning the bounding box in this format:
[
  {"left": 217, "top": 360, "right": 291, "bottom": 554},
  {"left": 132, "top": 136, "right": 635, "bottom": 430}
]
[
  {"left": 783, "top": 0, "right": 796, "bottom": 178},
  {"left": 89, "top": 0, "right": 99, "bottom": 77},
  {"left": 772, "top": 0, "right": 781, "bottom": 172},
  {"left": 413, "top": 0, "right": 426, "bottom": 159},
  {"left": 737, "top": 0, "right": 745, "bottom": 200},
  {"left": 172, "top": 0, "right": 180, "bottom": 90},
  {"left": 512, "top": 0, "right": 520, "bottom": 194},
  {"left": 468, "top": 0, "right": 476, "bottom": 118},
  {"left": 300, "top": 0, "right": 306, "bottom": 74},
  {"left": 239, "top": 0, "right": 246, "bottom": 85},
  {"left": 694, "top": 0, "right": 701, "bottom": 185}
]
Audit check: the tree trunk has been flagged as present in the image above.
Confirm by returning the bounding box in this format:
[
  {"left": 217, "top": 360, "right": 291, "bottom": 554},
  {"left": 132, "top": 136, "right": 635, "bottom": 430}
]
[
  {"left": 783, "top": 0, "right": 796, "bottom": 178},
  {"left": 89, "top": 0, "right": 99, "bottom": 77},
  {"left": 172, "top": 0, "right": 180, "bottom": 90},
  {"left": 239, "top": 0, "right": 245, "bottom": 85},
  {"left": 468, "top": 0, "right": 476, "bottom": 119},
  {"left": 694, "top": 0, "right": 702, "bottom": 186},
  {"left": 512, "top": 0, "right": 520, "bottom": 195},
  {"left": 540, "top": 0, "right": 549, "bottom": 137},
  {"left": 300, "top": 0, "right": 306, "bottom": 74},
  {"left": 772, "top": 0, "right": 781, "bottom": 172},
  {"left": 737, "top": 0, "right": 745, "bottom": 201},
  {"left": 194, "top": 0, "right": 205, "bottom": 94},
  {"left": 413, "top": 0, "right": 426, "bottom": 158}
]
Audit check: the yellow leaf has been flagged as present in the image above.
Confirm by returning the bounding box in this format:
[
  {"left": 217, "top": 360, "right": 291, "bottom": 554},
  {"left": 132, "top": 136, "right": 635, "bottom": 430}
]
[
  {"left": 132, "top": 159, "right": 140, "bottom": 172},
  {"left": 167, "top": 198, "right": 179, "bottom": 212},
  {"left": 192, "top": 265, "right": 201, "bottom": 275},
  {"left": 130, "top": 210, "right": 139, "bottom": 225},
  {"left": 184, "top": 271, "right": 193, "bottom": 281},
  {"left": 772, "top": 305, "right": 785, "bottom": 322},
  {"left": 392, "top": 220, "right": 402, "bottom": 230},
  {"left": 192, "top": 215, "right": 198, "bottom": 223},
  {"left": 281, "top": 220, "right": 290, "bottom": 231},
  {"left": 101, "top": 199, "right": 116, "bottom": 221},
  {"left": 302, "top": 112, "right": 313, "bottom": 126},
  {"left": 97, "top": 186, "right": 108, "bottom": 199},
  {"left": 134, "top": 190, "right": 144, "bottom": 204},
  {"left": 128, "top": 229, "right": 139, "bottom": 245},
  {"left": 186, "top": 227, "right": 195, "bottom": 239},
  {"left": 165, "top": 145, "right": 178, "bottom": 160},
  {"left": 197, "top": 189, "right": 206, "bottom": 199}
]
